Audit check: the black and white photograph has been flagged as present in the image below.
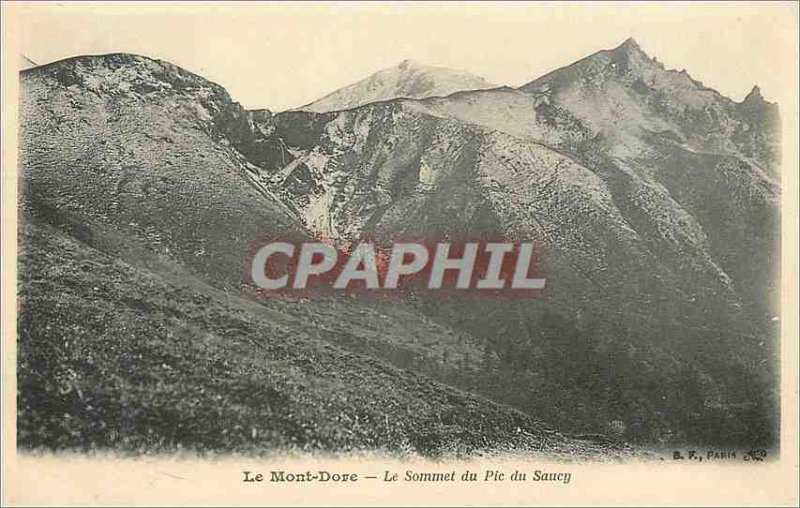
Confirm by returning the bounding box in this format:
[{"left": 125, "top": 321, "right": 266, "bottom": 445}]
[{"left": 2, "top": 1, "right": 798, "bottom": 506}]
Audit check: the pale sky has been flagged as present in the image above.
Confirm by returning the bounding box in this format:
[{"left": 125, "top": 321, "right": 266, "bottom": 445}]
[{"left": 13, "top": 2, "right": 799, "bottom": 111}]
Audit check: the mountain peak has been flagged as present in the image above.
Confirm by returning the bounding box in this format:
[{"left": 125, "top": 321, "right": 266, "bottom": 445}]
[
  {"left": 297, "top": 61, "right": 495, "bottom": 113},
  {"left": 620, "top": 37, "right": 640, "bottom": 49},
  {"left": 743, "top": 85, "right": 765, "bottom": 103},
  {"left": 611, "top": 37, "right": 648, "bottom": 58},
  {"left": 519, "top": 37, "right": 655, "bottom": 94}
]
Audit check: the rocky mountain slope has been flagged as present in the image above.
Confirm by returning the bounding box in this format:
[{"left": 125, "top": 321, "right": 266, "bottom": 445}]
[
  {"left": 18, "top": 53, "right": 626, "bottom": 457},
  {"left": 298, "top": 59, "right": 495, "bottom": 113},
  {"left": 517, "top": 38, "right": 780, "bottom": 325},
  {"left": 20, "top": 54, "right": 308, "bottom": 289},
  {"left": 520, "top": 39, "right": 780, "bottom": 176},
  {"left": 255, "top": 39, "right": 780, "bottom": 445},
  {"left": 18, "top": 40, "right": 780, "bottom": 452}
]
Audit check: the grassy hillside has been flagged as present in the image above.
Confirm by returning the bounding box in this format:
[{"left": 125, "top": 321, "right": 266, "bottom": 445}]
[{"left": 18, "top": 214, "right": 627, "bottom": 458}]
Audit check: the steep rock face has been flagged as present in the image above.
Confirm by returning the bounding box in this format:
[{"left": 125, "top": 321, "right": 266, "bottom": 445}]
[
  {"left": 735, "top": 85, "right": 782, "bottom": 175},
  {"left": 20, "top": 54, "right": 305, "bottom": 288},
  {"left": 298, "top": 59, "right": 495, "bottom": 113}
]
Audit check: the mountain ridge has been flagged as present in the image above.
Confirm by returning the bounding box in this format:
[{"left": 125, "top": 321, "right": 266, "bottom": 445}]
[
  {"left": 17, "top": 44, "right": 780, "bottom": 451},
  {"left": 255, "top": 40, "right": 779, "bottom": 444},
  {"left": 19, "top": 49, "right": 641, "bottom": 456}
]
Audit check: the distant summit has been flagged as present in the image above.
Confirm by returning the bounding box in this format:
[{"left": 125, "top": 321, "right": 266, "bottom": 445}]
[{"left": 297, "top": 59, "right": 495, "bottom": 113}]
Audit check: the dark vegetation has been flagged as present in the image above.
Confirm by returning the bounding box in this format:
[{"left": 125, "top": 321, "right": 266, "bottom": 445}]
[{"left": 18, "top": 214, "right": 630, "bottom": 458}]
